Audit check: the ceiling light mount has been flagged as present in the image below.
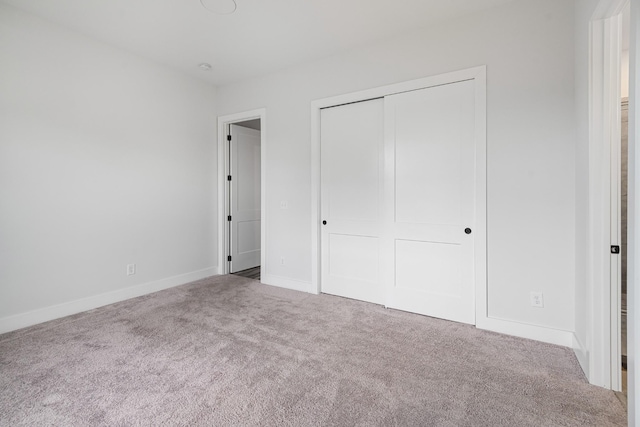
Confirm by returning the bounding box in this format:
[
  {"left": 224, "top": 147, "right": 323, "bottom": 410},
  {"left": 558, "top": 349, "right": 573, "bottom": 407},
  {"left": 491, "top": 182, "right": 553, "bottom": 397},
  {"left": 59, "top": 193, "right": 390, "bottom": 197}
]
[{"left": 200, "top": 0, "right": 237, "bottom": 15}]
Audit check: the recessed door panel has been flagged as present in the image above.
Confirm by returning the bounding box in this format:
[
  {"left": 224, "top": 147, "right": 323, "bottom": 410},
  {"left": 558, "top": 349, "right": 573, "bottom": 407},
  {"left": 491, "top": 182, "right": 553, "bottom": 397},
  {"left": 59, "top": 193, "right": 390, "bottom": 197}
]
[
  {"left": 394, "top": 86, "right": 473, "bottom": 225},
  {"left": 324, "top": 112, "right": 380, "bottom": 223},
  {"left": 237, "top": 139, "right": 261, "bottom": 212},
  {"left": 395, "top": 239, "right": 462, "bottom": 297},
  {"left": 237, "top": 220, "right": 260, "bottom": 254},
  {"left": 328, "top": 234, "right": 379, "bottom": 283}
]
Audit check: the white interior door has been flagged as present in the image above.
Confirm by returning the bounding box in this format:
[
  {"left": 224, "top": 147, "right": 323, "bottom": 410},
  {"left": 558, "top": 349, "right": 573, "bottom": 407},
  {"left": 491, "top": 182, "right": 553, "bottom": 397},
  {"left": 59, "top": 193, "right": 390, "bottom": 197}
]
[
  {"left": 230, "top": 124, "right": 261, "bottom": 273},
  {"left": 320, "top": 99, "right": 385, "bottom": 305},
  {"left": 383, "top": 80, "right": 476, "bottom": 324}
]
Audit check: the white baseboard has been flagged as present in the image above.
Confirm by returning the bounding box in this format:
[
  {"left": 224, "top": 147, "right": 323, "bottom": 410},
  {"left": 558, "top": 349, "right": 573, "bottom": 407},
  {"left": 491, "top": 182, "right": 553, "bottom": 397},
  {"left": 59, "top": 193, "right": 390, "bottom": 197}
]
[
  {"left": 258, "top": 276, "right": 575, "bottom": 348},
  {"left": 572, "top": 333, "right": 589, "bottom": 377},
  {"left": 0, "top": 266, "right": 219, "bottom": 335},
  {"left": 261, "top": 274, "right": 313, "bottom": 293},
  {"left": 476, "top": 316, "right": 574, "bottom": 347}
]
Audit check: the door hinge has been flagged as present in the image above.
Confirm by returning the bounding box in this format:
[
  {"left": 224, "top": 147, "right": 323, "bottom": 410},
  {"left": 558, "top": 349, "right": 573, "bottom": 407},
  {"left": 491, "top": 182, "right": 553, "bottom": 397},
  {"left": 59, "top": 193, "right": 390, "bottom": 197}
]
[
  {"left": 227, "top": 255, "right": 232, "bottom": 262},
  {"left": 227, "top": 134, "right": 232, "bottom": 141},
  {"left": 611, "top": 245, "right": 620, "bottom": 254},
  {"left": 227, "top": 175, "right": 232, "bottom": 181},
  {"left": 227, "top": 215, "right": 232, "bottom": 221}
]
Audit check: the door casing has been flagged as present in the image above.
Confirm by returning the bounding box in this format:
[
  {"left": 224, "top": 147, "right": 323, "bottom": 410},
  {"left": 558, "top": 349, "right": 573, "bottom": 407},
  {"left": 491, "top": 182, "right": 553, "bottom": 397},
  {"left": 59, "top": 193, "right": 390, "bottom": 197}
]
[{"left": 583, "top": 0, "right": 628, "bottom": 392}]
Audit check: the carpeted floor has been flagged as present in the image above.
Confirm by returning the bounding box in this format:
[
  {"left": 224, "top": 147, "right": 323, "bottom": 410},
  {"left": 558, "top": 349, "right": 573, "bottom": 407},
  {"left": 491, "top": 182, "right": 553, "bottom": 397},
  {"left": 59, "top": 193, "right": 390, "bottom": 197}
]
[{"left": 0, "top": 275, "right": 627, "bottom": 426}]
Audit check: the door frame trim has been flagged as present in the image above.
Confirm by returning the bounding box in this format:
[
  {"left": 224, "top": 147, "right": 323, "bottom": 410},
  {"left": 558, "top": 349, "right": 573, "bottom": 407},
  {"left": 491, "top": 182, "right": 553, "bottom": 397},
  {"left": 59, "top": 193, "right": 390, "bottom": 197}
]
[
  {"left": 584, "top": 0, "right": 627, "bottom": 391},
  {"left": 310, "top": 66, "right": 487, "bottom": 324},
  {"left": 217, "top": 109, "right": 266, "bottom": 277}
]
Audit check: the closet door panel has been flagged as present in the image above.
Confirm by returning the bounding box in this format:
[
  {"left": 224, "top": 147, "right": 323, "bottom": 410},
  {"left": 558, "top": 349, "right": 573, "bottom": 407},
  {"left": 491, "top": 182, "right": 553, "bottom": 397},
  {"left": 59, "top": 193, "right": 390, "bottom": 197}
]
[
  {"left": 383, "top": 80, "right": 476, "bottom": 324},
  {"left": 320, "top": 98, "right": 384, "bottom": 305}
]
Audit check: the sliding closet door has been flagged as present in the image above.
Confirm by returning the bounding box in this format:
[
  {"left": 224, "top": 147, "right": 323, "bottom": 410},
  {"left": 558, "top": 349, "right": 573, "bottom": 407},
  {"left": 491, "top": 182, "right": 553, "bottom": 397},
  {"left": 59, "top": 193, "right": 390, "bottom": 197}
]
[
  {"left": 320, "top": 99, "right": 384, "bottom": 305},
  {"left": 383, "top": 80, "right": 476, "bottom": 324}
]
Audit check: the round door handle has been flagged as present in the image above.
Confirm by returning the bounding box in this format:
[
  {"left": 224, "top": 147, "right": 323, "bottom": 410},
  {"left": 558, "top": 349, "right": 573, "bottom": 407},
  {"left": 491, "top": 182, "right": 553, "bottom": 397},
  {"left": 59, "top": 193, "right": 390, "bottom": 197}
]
[
  {"left": 322, "top": 220, "right": 327, "bottom": 225},
  {"left": 464, "top": 228, "right": 472, "bottom": 234}
]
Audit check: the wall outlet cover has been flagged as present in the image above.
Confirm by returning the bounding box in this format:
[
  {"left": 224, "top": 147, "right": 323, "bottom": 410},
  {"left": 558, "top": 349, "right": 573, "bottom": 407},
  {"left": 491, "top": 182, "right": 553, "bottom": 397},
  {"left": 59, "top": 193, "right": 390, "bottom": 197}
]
[
  {"left": 530, "top": 291, "right": 544, "bottom": 308},
  {"left": 127, "top": 264, "right": 136, "bottom": 276}
]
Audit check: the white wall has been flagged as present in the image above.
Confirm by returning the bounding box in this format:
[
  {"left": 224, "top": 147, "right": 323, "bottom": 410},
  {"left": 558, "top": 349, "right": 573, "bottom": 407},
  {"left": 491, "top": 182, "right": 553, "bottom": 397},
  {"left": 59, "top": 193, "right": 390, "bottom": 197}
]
[
  {"left": 216, "top": 0, "right": 576, "bottom": 335},
  {"left": 0, "top": 4, "right": 218, "bottom": 331}
]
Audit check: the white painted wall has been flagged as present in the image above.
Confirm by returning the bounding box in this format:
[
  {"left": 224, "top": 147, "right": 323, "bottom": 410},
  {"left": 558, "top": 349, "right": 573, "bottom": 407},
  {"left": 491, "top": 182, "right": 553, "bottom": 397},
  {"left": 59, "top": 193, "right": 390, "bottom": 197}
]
[
  {"left": 0, "top": 4, "right": 218, "bottom": 331},
  {"left": 216, "top": 0, "right": 576, "bottom": 333}
]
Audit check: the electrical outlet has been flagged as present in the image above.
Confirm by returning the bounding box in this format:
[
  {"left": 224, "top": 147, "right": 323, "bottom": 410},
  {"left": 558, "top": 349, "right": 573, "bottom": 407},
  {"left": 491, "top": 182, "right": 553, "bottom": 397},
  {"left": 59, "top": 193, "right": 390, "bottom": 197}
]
[
  {"left": 530, "top": 291, "right": 544, "bottom": 308},
  {"left": 280, "top": 257, "right": 285, "bottom": 265},
  {"left": 280, "top": 201, "right": 288, "bottom": 209},
  {"left": 127, "top": 264, "right": 136, "bottom": 276}
]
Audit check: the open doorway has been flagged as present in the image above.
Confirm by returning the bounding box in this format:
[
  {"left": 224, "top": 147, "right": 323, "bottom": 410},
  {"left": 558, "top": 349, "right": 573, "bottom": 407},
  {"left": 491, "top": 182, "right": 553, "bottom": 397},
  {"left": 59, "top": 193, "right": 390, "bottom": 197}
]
[
  {"left": 217, "top": 109, "right": 266, "bottom": 282},
  {"left": 228, "top": 121, "right": 261, "bottom": 280}
]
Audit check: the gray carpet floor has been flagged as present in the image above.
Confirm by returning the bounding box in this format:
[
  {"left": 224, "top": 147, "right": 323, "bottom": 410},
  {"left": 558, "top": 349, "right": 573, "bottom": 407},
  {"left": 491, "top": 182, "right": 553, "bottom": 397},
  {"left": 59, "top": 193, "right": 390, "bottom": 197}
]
[{"left": 0, "top": 275, "right": 627, "bottom": 426}]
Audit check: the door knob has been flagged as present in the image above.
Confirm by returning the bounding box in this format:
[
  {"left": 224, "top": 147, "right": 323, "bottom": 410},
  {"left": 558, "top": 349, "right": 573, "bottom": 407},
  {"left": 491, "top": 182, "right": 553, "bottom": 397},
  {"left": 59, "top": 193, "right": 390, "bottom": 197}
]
[
  {"left": 322, "top": 220, "right": 327, "bottom": 225},
  {"left": 464, "top": 228, "right": 472, "bottom": 234}
]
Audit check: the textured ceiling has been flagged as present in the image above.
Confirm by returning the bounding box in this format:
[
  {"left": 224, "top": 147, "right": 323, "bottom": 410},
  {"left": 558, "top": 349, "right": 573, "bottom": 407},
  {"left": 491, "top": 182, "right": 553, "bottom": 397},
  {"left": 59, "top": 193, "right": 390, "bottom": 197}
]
[{"left": 2, "top": 0, "right": 518, "bottom": 86}]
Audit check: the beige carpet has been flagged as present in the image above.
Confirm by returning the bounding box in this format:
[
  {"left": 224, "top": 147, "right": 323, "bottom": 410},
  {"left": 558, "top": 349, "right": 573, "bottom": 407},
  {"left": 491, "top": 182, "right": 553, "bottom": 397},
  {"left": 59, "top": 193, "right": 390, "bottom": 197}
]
[{"left": 0, "top": 275, "right": 627, "bottom": 426}]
